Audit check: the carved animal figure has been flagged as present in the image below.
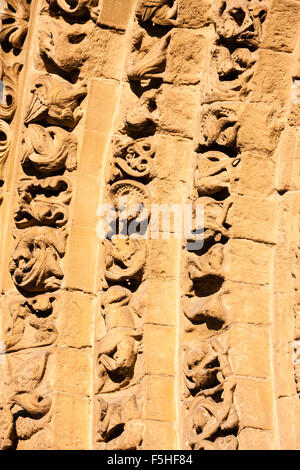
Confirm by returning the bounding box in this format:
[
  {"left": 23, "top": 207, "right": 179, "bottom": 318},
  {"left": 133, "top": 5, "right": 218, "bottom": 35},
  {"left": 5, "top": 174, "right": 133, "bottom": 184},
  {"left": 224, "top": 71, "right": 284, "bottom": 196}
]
[
  {"left": 104, "top": 238, "right": 146, "bottom": 283},
  {"left": 185, "top": 340, "right": 238, "bottom": 450},
  {"left": 24, "top": 74, "right": 87, "bottom": 129},
  {"left": 0, "top": 352, "right": 52, "bottom": 449},
  {"left": 194, "top": 151, "right": 240, "bottom": 195},
  {"left": 39, "top": 19, "right": 88, "bottom": 73},
  {"left": 21, "top": 124, "right": 77, "bottom": 173},
  {"left": 195, "top": 105, "right": 239, "bottom": 150},
  {"left": 97, "top": 286, "right": 142, "bottom": 392},
  {"left": 136, "top": 0, "right": 178, "bottom": 26},
  {"left": 214, "top": 0, "right": 268, "bottom": 47},
  {"left": 97, "top": 393, "right": 143, "bottom": 450}
]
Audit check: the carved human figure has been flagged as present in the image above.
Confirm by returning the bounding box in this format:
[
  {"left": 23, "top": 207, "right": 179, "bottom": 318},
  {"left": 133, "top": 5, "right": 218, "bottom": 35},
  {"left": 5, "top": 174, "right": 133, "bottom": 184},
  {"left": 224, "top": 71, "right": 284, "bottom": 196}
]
[
  {"left": 9, "top": 227, "right": 67, "bottom": 293},
  {"left": 24, "top": 74, "right": 87, "bottom": 129},
  {"left": 97, "top": 286, "right": 142, "bottom": 393}
]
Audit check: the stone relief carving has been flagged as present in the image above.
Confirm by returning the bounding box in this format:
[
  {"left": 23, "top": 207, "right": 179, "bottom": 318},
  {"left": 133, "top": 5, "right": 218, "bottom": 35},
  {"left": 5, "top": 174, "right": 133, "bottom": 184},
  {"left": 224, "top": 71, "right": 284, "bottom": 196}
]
[
  {"left": 0, "top": 120, "right": 12, "bottom": 188},
  {"left": 213, "top": 0, "right": 268, "bottom": 47},
  {"left": 194, "top": 151, "right": 240, "bottom": 195},
  {"left": 97, "top": 286, "right": 143, "bottom": 393},
  {"left": 194, "top": 104, "right": 239, "bottom": 150},
  {"left": 3, "top": 294, "right": 57, "bottom": 353},
  {"left": 24, "top": 74, "right": 87, "bottom": 129},
  {"left": 14, "top": 176, "right": 72, "bottom": 228},
  {"left": 9, "top": 227, "right": 67, "bottom": 293},
  {"left": 0, "top": 61, "right": 22, "bottom": 122},
  {"left": 135, "top": 0, "right": 178, "bottom": 26},
  {"left": 103, "top": 238, "right": 146, "bottom": 283},
  {"left": 21, "top": 124, "right": 77, "bottom": 174},
  {"left": 39, "top": 18, "right": 89, "bottom": 75},
  {"left": 127, "top": 31, "right": 172, "bottom": 82},
  {"left": 184, "top": 338, "right": 238, "bottom": 450},
  {"left": 0, "top": 351, "right": 52, "bottom": 450},
  {"left": 0, "top": 0, "right": 31, "bottom": 50},
  {"left": 180, "top": 0, "right": 265, "bottom": 450},
  {"left": 110, "top": 135, "right": 156, "bottom": 182},
  {"left": 97, "top": 391, "right": 143, "bottom": 450}
]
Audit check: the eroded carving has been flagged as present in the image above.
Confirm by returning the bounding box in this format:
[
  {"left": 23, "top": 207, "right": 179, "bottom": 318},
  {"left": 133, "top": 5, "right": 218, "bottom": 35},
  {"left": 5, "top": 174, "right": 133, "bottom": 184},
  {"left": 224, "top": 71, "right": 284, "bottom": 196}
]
[
  {"left": 97, "top": 392, "right": 143, "bottom": 450},
  {"left": 136, "top": 0, "right": 178, "bottom": 26},
  {"left": 104, "top": 238, "right": 146, "bottom": 283},
  {"left": 0, "top": 351, "right": 52, "bottom": 450},
  {"left": 46, "top": 0, "right": 97, "bottom": 17},
  {"left": 127, "top": 31, "right": 171, "bottom": 82},
  {"left": 213, "top": 0, "right": 268, "bottom": 47},
  {"left": 184, "top": 339, "right": 238, "bottom": 450},
  {"left": 195, "top": 104, "right": 239, "bottom": 150},
  {"left": 194, "top": 151, "right": 240, "bottom": 195}
]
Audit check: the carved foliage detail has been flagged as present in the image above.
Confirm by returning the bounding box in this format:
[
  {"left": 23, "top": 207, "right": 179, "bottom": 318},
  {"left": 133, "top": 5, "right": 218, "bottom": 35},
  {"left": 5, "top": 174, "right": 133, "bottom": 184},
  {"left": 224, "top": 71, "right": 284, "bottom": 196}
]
[{"left": 0, "top": 0, "right": 31, "bottom": 50}]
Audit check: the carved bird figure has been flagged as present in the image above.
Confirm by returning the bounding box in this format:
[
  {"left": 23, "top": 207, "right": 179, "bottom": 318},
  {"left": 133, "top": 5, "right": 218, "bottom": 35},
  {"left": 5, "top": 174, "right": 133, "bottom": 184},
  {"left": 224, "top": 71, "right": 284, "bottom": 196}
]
[{"left": 24, "top": 74, "right": 87, "bottom": 129}]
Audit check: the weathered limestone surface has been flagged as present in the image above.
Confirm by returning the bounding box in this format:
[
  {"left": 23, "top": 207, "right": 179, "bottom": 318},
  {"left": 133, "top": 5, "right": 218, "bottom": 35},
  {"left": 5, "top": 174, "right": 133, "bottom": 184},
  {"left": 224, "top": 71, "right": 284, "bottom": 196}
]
[{"left": 0, "top": 0, "right": 299, "bottom": 450}]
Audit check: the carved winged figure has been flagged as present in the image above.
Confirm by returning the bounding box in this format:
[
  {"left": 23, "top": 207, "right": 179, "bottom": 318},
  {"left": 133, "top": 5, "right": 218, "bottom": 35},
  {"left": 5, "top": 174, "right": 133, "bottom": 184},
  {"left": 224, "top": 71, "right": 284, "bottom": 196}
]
[
  {"left": 136, "top": 0, "right": 178, "bottom": 26},
  {"left": 21, "top": 124, "right": 77, "bottom": 174},
  {"left": 127, "top": 32, "right": 171, "bottom": 81},
  {"left": 24, "top": 74, "right": 87, "bottom": 129}
]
